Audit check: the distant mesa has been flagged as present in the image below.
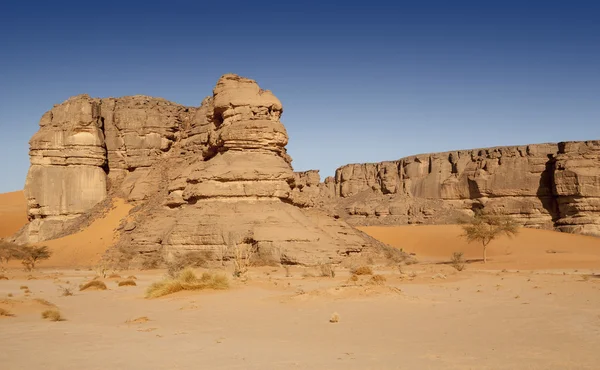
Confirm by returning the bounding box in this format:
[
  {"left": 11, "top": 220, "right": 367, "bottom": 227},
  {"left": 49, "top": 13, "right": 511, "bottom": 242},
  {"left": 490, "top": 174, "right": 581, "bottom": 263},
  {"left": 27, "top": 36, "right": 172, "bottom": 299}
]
[{"left": 8, "top": 73, "right": 600, "bottom": 268}]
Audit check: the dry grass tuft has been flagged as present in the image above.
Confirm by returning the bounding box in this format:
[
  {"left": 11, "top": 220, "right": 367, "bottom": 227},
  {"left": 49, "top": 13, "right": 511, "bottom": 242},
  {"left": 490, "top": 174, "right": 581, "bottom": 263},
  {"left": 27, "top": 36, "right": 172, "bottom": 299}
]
[
  {"left": 108, "top": 274, "right": 121, "bottom": 279},
  {"left": 24, "top": 289, "right": 31, "bottom": 294},
  {"left": 126, "top": 275, "right": 137, "bottom": 280},
  {"left": 19, "top": 285, "right": 28, "bottom": 290},
  {"left": 450, "top": 252, "right": 466, "bottom": 271},
  {"left": 0, "top": 307, "right": 14, "bottom": 317},
  {"left": 367, "top": 274, "right": 387, "bottom": 285},
  {"left": 319, "top": 263, "right": 336, "bottom": 278},
  {"left": 146, "top": 268, "right": 229, "bottom": 298},
  {"left": 34, "top": 298, "right": 56, "bottom": 307},
  {"left": 126, "top": 316, "right": 150, "bottom": 324},
  {"left": 349, "top": 274, "right": 359, "bottom": 282},
  {"left": 79, "top": 280, "right": 108, "bottom": 291},
  {"left": 60, "top": 286, "right": 74, "bottom": 296},
  {"left": 7, "top": 293, "right": 13, "bottom": 297},
  {"left": 329, "top": 312, "right": 340, "bottom": 323},
  {"left": 0, "top": 275, "right": 8, "bottom": 280},
  {"left": 118, "top": 279, "right": 137, "bottom": 287},
  {"left": 350, "top": 266, "right": 373, "bottom": 276},
  {"left": 41, "top": 309, "right": 64, "bottom": 321}
]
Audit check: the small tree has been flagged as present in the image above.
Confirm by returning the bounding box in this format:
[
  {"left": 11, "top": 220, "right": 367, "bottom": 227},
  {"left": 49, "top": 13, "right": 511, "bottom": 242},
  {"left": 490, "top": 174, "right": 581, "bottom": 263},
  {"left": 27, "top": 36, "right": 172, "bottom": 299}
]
[
  {"left": 20, "top": 245, "right": 52, "bottom": 271},
  {"left": 461, "top": 213, "right": 518, "bottom": 263}
]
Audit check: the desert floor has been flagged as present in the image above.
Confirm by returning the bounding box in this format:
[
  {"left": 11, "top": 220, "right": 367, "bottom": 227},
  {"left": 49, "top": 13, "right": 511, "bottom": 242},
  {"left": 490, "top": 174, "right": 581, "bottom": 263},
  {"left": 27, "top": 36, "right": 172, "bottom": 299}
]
[{"left": 1, "top": 194, "right": 600, "bottom": 369}]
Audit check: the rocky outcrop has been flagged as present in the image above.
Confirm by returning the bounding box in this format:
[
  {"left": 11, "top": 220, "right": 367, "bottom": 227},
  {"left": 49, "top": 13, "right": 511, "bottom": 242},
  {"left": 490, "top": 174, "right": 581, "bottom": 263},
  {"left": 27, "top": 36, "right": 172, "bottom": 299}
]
[
  {"left": 309, "top": 141, "right": 600, "bottom": 236},
  {"left": 19, "top": 74, "right": 392, "bottom": 266}
]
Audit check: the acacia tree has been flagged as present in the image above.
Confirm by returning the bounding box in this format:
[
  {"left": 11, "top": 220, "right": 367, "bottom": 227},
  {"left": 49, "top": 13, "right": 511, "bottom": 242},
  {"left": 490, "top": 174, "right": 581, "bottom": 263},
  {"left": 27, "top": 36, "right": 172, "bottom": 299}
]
[
  {"left": 461, "top": 213, "right": 519, "bottom": 263},
  {"left": 20, "top": 245, "right": 52, "bottom": 271}
]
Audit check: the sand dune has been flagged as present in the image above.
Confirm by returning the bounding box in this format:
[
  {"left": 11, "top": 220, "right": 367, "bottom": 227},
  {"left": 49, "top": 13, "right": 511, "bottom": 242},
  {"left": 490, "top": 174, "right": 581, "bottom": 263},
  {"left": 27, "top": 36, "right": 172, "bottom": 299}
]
[
  {"left": 0, "top": 191, "right": 27, "bottom": 238},
  {"left": 37, "top": 198, "right": 132, "bottom": 268},
  {"left": 359, "top": 225, "right": 600, "bottom": 270}
]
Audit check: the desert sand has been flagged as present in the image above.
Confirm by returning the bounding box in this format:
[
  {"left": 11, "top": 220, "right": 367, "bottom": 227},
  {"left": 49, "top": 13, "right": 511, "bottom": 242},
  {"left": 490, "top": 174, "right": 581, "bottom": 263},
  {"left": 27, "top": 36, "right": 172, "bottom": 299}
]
[
  {"left": 0, "top": 190, "right": 27, "bottom": 238},
  {"left": 2, "top": 193, "right": 600, "bottom": 369}
]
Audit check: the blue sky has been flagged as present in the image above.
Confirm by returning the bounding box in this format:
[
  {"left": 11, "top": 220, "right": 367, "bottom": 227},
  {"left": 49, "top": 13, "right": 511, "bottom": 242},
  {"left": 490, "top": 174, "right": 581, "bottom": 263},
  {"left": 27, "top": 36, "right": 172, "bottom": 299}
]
[{"left": 1, "top": 0, "right": 599, "bottom": 192}]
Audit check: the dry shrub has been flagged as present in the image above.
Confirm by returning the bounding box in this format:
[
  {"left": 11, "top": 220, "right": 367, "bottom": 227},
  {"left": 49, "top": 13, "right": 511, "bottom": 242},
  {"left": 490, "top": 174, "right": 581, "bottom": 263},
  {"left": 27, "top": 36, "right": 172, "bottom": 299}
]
[
  {"left": 350, "top": 266, "right": 373, "bottom": 276},
  {"left": 146, "top": 268, "right": 229, "bottom": 298},
  {"left": 329, "top": 312, "right": 340, "bottom": 323},
  {"left": 118, "top": 279, "right": 137, "bottom": 287},
  {"left": 450, "top": 252, "right": 466, "bottom": 271},
  {"left": 108, "top": 274, "right": 121, "bottom": 279},
  {"left": 0, "top": 307, "right": 14, "bottom": 317},
  {"left": 79, "top": 280, "right": 108, "bottom": 291},
  {"left": 7, "top": 293, "right": 13, "bottom": 297},
  {"left": 126, "top": 275, "right": 137, "bottom": 280},
  {"left": 167, "top": 251, "right": 214, "bottom": 278},
  {"left": 349, "top": 274, "right": 359, "bottom": 282},
  {"left": 367, "top": 274, "right": 387, "bottom": 285},
  {"left": 41, "top": 309, "right": 64, "bottom": 321},
  {"left": 126, "top": 316, "right": 149, "bottom": 324},
  {"left": 24, "top": 289, "right": 31, "bottom": 294},
  {"left": 19, "top": 285, "right": 28, "bottom": 290},
  {"left": 34, "top": 298, "right": 56, "bottom": 307},
  {"left": 60, "top": 286, "right": 74, "bottom": 296},
  {"left": 0, "top": 275, "right": 8, "bottom": 280},
  {"left": 319, "top": 263, "right": 336, "bottom": 278}
]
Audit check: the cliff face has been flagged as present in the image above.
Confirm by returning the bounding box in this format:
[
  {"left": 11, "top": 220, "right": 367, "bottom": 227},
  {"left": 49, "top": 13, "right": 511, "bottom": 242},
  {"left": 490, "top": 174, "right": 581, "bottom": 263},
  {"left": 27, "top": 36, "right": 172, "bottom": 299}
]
[
  {"left": 311, "top": 141, "right": 600, "bottom": 236},
  {"left": 19, "top": 74, "right": 390, "bottom": 266}
]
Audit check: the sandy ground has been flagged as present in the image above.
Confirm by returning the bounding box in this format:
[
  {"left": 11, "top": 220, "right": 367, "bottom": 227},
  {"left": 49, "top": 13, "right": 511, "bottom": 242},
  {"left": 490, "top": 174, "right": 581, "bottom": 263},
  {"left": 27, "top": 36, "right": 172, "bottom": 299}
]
[
  {"left": 0, "top": 190, "right": 27, "bottom": 238},
  {"left": 359, "top": 225, "right": 600, "bottom": 270},
  {"left": 1, "top": 192, "right": 600, "bottom": 369},
  {"left": 0, "top": 265, "right": 599, "bottom": 370}
]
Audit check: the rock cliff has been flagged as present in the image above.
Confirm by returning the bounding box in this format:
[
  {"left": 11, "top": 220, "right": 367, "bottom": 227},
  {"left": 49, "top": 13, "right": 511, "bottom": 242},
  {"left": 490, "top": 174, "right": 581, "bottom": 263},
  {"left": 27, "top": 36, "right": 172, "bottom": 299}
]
[
  {"left": 310, "top": 141, "right": 600, "bottom": 236},
  {"left": 18, "top": 74, "right": 397, "bottom": 266}
]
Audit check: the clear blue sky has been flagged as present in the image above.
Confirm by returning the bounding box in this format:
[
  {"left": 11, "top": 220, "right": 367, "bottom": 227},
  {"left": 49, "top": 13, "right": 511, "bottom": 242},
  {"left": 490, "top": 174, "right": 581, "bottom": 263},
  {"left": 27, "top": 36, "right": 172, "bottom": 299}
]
[{"left": 1, "top": 0, "right": 599, "bottom": 192}]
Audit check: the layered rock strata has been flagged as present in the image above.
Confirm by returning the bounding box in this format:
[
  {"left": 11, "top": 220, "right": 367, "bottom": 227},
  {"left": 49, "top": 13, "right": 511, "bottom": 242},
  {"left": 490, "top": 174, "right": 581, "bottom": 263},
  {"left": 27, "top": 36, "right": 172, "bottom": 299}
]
[
  {"left": 309, "top": 141, "right": 600, "bottom": 236},
  {"left": 19, "top": 75, "right": 386, "bottom": 266}
]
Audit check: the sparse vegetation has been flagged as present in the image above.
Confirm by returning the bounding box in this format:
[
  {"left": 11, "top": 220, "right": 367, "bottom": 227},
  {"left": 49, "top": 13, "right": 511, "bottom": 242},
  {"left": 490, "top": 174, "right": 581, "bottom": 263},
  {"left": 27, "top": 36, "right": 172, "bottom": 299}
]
[
  {"left": 367, "top": 274, "right": 387, "bottom": 285},
  {"left": 166, "top": 251, "right": 214, "bottom": 278},
  {"left": 20, "top": 245, "right": 52, "bottom": 271},
  {"left": 0, "top": 274, "right": 8, "bottom": 280},
  {"left": 108, "top": 273, "right": 121, "bottom": 279},
  {"left": 350, "top": 266, "right": 373, "bottom": 276},
  {"left": 118, "top": 279, "right": 137, "bottom": 287},
  {"left": 79, "top": 280, "right": 108, "bottom": 291},
  {"left": 0, "top": 307, "right": 14, "bottom": 317},
  {"left": 461, "top": 213, "right": 519, "bottom": 263},
  {"left": 34, "top": 298, "right": 56, "bottom": 307},
  {"left": 41, "top": 309, "right": 64, "bottom": 321},
  {"left": 319, "top": 263, "right": 335, "bottom": 278},
  {"left": 450, "top": 252, "right": 466, "bottom": 271},
  {"left": 146, "top": 268, "right": 229, "bottom": 298},
  {"left": 0, "top": 242, "right": 52, "bottom": 271},
  {"left": 126, "top": 275, "right": 137, "bottom": 280},
  {"left": 329, "top": 312, "right": 340, "bottom": 323},
  {"left": 20, "top": 285, "right": 28, "bottom": 290},
  {"left": 59, "top": 286, "right": 74, "bottom": 296}
]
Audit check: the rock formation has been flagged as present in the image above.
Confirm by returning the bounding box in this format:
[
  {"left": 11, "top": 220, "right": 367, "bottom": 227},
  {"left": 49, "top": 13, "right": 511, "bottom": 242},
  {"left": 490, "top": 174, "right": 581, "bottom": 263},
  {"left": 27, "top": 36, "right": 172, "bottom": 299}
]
[
  {"left": 308, "top": 141, "right": 600, "bottom": 236},
  {"left": 19, "top": 74, "right": 396, "bottom": 266}
]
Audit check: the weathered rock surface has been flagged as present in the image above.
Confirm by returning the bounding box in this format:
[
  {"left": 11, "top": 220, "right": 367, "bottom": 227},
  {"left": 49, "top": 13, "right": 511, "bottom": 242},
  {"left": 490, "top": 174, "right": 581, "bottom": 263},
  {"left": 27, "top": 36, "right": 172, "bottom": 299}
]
[
  {"left": 18, "top": 74, "right": 392, "bottom": 266},
  {"left": 308, "top": 141, "right": 600, "bottom": 236}
]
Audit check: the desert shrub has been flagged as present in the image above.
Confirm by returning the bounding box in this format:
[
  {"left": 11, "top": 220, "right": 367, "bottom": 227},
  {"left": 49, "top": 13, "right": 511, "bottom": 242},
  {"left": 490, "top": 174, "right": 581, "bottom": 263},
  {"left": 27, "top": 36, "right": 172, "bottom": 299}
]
[
  {"left": 462, "top": 213, "right": 519, "bottom": 263},
  {"left": 167, "top": 251, "right": 214, "bottom": 278},
  {"left": 146, "top": 268, "right": 229, "bottom": 298},
  {"left": 108, "top": 273, "right": 121, "bottom": 279},
  {"left": 34, "top": 298, "right": 56, "bottom": 307},
  {"left": 0, "top": 307, "right": 14, "bottom": 317},
  {"left": 233, "top": 244, "right": 254, "bottom": 278},
  {"left": 20, "top": 245, "right": 52, "bottom": 271},
  {"left": 126, "top": 275, "right": 137, "bottom": 280},
  {"left": 41, "top": 309, "right": 64, "bottom": 321},
  {"left": 367, "top": 274, "right": 387, "bottom": 285},
  {"left": 24, "top": 289, "right": 31, "bottom": 294},
  {"left": 319, "top": 263, "right": 335, "bottom": 278},
  {"left": 450, "top": 252, "right": 466, "bottom": 271},
  {"left": 0, "top": 275, "right": 8, "bottom": 280},
  {"left": 20, "top": 285, "right": 28, "bottom": 290},
  {"left": 349, "top": 274, "right": 359, "bottom": 282},
  {"left": 350, "top": 266, "right": 373, "bottom": 276},
  {"left": 79, "top": 280, "right": 108, "bottom": 291},
  {"left": 0, "top": 241, "right": 26, "bottom": 264},
  {"left": 118, "top": 279, "right": 137, "bottom": 287},
  {"left": 329, "top": 312, "right": 340, "bottom": 323},
  {"left": 59, "top": 286, "right": 74, "bottom": 296}
]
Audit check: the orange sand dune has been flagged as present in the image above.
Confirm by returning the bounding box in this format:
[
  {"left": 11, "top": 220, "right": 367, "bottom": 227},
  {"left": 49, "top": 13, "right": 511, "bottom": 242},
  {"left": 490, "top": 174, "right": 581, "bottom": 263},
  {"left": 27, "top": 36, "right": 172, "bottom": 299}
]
[
  {"left": 0, "top": 191, "right": 28, "bottom": 238},
  {"left": 360, "top": 225, "right": 600, "bottom": 270},
  {"left": 36, "top": 198, "right": 132, "bottom": 268}
]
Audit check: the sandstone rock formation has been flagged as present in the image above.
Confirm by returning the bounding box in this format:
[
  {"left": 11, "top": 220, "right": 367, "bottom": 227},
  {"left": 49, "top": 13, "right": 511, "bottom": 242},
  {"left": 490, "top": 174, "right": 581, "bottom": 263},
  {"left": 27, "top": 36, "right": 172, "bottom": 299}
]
[
  {"left": 308, "top": 141, "right": 600, "bottom": 236},
  {"left": 18, "top": 74, "right": 396, "bottom": 266}
]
